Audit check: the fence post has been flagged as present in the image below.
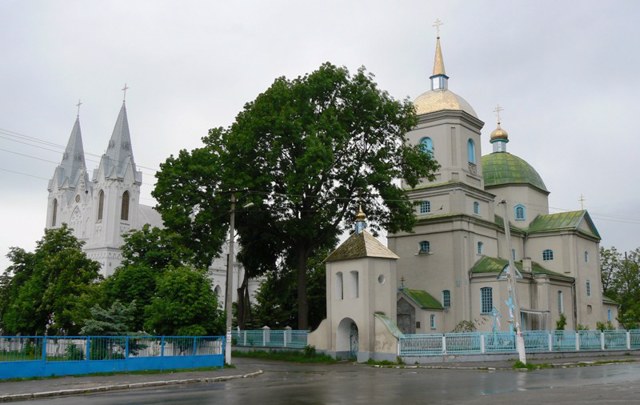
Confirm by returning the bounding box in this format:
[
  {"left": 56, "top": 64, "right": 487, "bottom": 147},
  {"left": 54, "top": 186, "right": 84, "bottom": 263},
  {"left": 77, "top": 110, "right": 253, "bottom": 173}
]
[
  {"left": 600, "top": 332, "right": 605, "bottom": 351},
  {"left": 284, "top": 326, "right": 292, "bottom": 348},
  {"left": 193, "top": 337, "right": 197, "bottom": 355},
  {"left": 548, "top": 332, "right": 553, "bottom": 352},
  {"left": 575, "top": 332, "right": 580, "bottom": 352},
  {"left": 161, "top": 336, "right": 165, "bottom": 357},
  {"left": 627, "top": 331, "right": 631, "bottom": 350},
  {"left": 42, "top": 336, "right": 47, "bottom": 362},
  {"left": 480, "top": 334, "right": 485, "bottom": 354},
  {"left": 262, "top": 326, "right": 271, "bottom": 346},
  {"left": 243, "top": 330, "right": 247, "bottom": 346},
  {"left": 86, "top": 337, "right": 91, "bottom": 361},
  {"left": 442, "top": 335, "right": 447, "bottom": 355}
]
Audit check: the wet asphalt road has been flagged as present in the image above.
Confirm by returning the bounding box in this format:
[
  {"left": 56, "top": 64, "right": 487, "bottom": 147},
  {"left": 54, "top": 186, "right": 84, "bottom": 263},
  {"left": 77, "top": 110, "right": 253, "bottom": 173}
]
[{"left": 23, "top": 359, "right": 640, "bottom": 404}]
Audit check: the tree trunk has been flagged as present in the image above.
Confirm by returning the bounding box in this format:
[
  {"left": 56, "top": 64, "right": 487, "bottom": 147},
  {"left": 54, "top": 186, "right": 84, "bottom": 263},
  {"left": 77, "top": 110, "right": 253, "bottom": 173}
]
[
  {"left": 236, "top": 274, "right": 251, "bottom": 329},
  {"left": 297, "top": 249, "right": 310, "bottom": 330}
]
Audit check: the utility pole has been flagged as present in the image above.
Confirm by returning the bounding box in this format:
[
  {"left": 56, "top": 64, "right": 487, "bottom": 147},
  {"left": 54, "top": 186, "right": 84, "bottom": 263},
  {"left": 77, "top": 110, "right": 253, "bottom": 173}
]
[
  {"left": 225, "top": 192, "right": 236, "bottom": 365},
  {"left": 500, "top": 200, "right": 527, "bottom": 364}
]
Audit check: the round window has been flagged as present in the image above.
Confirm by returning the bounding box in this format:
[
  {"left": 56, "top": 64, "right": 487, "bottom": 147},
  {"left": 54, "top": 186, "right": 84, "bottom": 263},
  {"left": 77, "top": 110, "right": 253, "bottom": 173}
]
[{"left": 378, "top": 274, "right": 386, "bottom": 284}]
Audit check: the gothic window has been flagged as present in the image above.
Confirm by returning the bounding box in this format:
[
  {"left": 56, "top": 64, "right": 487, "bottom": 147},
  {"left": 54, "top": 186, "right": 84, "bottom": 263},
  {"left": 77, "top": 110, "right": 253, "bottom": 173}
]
[
  {"left": 420, "top": 137, "right": 434, "bottom": 156},
  {"left": 477, "top": 241, "right": 484, "bottom": 255},
  {"left": 419, "top": 241, "right": 430, "bottom": 254},
  {"left": 442, "top": 290, "right": 451, "bottom": 308},
  {"left": 558, "top": 290, "right": 564, "bottom": 314},
  {"left": 514, "top": 204, "right": 526, "bottom": 221},
  {"left": 586, "top": 280, "right": 591, "bottom": 297},
  {"left": 473, "top": 201, "right": 480, "bottom": 215},
  {"left": 430, "top": 314, "right": 436, "bottom": 329},
  {"left": 51, "top": 199, "right": 58, "bottom": 226},
  {"left": 336, "top": 272, "right": 343, "bottom": 300},
  {"left": 467, "top": 139, "right": 476, "bottom": 164},
  {"left": 121, "top": 191, "right": 130, "bottom": 221},
  {"left": 420, "top": 200, "right": 431, "bottom": 214},
  {"left": 543, "top": 249, "right": 554, "bottom": 261},
  {"left": 481, "top": 287, "right": 493, "bottom": 314},
  {"left": 97, "top": 190, "right": 104, "bottom": 221}
]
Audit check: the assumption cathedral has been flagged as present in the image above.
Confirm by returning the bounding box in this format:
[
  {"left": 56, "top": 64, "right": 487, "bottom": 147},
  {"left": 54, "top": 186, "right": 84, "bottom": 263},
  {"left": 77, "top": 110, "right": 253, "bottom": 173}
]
[{"left": 387, "top": 34, "right": 618, "bottom": 333}]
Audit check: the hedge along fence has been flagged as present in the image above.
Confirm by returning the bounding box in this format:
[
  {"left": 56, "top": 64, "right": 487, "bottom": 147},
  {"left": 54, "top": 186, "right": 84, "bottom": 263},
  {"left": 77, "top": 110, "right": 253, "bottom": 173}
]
[
  {"left": 0, "top": 335, "right": 225, "bottom": 380},
  {"left": 398, "top": 330, "right": 640, "bottom": 357}
]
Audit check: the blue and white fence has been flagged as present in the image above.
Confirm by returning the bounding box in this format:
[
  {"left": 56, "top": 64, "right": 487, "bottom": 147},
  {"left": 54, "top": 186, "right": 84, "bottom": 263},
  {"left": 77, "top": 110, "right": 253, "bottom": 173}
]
[
  {"left": 0, "top": 335, "right": 225, "bottom": 380},
  {"left": 232, "top": 328, "right": 308, "bottom": 349},
  {"left": 399, "top": 330, "right": 640, "bottom": 357}
]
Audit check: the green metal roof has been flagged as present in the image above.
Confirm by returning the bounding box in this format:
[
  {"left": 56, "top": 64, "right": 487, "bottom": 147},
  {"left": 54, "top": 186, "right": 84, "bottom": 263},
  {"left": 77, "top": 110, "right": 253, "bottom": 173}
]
[
  {"left": 470, "top": 256, "right": 570, "bottom": 279},
  {"left": 325, "top": 231, "right": 399, "bottom": 263},
  {"left": 528, "top": 210, "right": 600, "bottom": 240},
  {"left": 400, "top": 288, "right": 443, "bottom": 310},
  {"left": 481, "top": 152, "right": 548, "bottom": 192}
]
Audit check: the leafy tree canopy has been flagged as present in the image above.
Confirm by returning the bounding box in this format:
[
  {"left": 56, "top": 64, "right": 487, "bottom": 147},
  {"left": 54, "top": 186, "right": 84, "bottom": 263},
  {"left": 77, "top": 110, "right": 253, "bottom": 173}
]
[
  {"left": 80, "top": 300, "right": 138, "bottom": 336},
  {"left": 0, "top": 225, "right": 101, "bottom": 335},
  {"left": 144, "top": 266, "right": 223, "bottom": 336},
  {"left": 154, "top": 62, "right": 439, "bottom": 329},
  {"left": 600, "top": 246, "right": 640, "bottom": 329}
]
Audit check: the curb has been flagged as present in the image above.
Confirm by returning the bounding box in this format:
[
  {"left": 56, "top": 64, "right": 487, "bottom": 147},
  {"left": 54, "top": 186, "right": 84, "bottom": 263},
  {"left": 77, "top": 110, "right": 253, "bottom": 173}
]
[{"left": 0, "top": 370, "right": 263, "bottom": 403}]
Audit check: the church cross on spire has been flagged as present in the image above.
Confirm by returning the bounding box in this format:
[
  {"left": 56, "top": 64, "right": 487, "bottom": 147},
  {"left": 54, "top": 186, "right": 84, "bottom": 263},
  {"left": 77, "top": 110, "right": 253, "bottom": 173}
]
[
  {"left": 579, "top": 194, "right": 586, "bottom": 210},
  {"left": 122, "top": 83, "right": 129, "bottom": 103},
  {"left": 494, "top": 104, "right": 504, "bottom": 124},
  {"left": 76, "top": 99, "right": 82, "bottom": 118},
  {"left": 433, "top": 18, "right": 443, "bottom": 37}
]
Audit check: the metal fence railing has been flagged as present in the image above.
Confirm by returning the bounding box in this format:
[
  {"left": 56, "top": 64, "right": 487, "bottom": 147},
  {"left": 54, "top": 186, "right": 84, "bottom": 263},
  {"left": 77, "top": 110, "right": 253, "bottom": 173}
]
[
  {"left": 232, "top": 329, "right": 308, "bottom": 349},
  {"left": 399, "top": 330, "right": 640, "bottom": 357}
]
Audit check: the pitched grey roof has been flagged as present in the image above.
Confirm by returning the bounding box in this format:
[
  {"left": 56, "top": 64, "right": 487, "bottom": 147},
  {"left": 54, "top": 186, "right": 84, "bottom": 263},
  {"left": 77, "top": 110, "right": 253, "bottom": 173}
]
[{"left": 325, "top": 231, "right": 399, "bottom": 262}]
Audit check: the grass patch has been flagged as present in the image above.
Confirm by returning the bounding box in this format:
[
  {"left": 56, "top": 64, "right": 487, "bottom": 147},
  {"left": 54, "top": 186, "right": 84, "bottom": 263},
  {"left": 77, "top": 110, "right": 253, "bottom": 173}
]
[
  {"left": 232, "top": 348, "right": 336, "bottom": 364},
  {"left": 513, "top": 361, "right": 552, "bottom": 370}
]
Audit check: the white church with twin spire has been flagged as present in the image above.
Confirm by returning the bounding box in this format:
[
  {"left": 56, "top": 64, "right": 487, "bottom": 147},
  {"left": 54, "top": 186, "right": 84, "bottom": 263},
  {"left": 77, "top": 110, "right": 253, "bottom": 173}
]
[{"left": 46, "top": 93, "right": 162, "bottom": 276}]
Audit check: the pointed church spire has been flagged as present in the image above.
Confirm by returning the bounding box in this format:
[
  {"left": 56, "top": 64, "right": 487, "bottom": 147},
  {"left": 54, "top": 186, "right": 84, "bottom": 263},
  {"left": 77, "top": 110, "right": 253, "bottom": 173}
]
[
  {"left": 430, "top": 19, "right": 449, "bottom": 91},
  {"left": 104, "top": 101, "right": 136, "bottom": 178},
  {"left": 56, "top": 115, "right": 88, "bottom": 188}
]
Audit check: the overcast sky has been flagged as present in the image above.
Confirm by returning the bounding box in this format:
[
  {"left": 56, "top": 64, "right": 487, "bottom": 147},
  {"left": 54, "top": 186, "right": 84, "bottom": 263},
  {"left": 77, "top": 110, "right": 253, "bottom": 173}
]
[{"left": 1, "top": 0, "right": 639, "bottom": 271}]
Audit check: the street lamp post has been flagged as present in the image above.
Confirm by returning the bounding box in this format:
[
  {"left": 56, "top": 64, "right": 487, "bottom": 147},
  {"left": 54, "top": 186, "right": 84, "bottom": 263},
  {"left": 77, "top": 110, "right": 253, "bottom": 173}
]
[
  {"left": 225, "top": 192, "right": 236, "bottom": 365},
  {"left": 500, "top": 200, "right": 527, "bottom": 364}
]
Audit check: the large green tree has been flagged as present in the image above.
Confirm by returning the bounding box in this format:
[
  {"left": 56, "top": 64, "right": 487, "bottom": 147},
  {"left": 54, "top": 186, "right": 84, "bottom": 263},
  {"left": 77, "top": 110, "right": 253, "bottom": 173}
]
[
  {"left": 0, "top": 225, "right": 101, "bottom": 335},
  {"left": 600, "top": 246, "right": 640, "bottom": 329},
  {"left": 144, "top": 266, "right": 223, "bottom": 336},
  {"left": 154, "top": 63, "right": 439, "bottom": 329}
]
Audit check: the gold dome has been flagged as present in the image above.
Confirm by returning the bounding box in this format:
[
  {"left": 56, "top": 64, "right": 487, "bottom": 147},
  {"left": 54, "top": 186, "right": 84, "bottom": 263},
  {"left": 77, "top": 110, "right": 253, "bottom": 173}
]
[
  {"left": 490, "top": 124, "right": 509, "bottom": 141},
  {"left": 413, "top": 89, "right": 477, "bottom": 117}
]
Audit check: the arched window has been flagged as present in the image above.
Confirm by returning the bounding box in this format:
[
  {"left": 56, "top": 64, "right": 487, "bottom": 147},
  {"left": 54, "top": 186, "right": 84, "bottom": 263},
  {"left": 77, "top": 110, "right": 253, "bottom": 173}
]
[
  {"left": 430, "top": 314, "right": 436, "bottom": 329},
  {"left": 420, "top": 200, "right": 431, "bottom": 214},
  {"left": 420, "top": 137, "right": 434, "bottom": 155},
  {"left": 477, "top": 241, "right": 484, "bottom": 255},
  {"left": 419, "top": 241, "right": 430, "bottom": 254},
  {"left": 442, "top": 290, "right": 451, "bottom": 308},
  {"left": 51, "top": 199, "right": 58, "bottom": 226},
  {"left": 336, "top": 272, "right": 343, "bottom": 300},
  {"left": 514, "top": 204, "right": 526, "bottom": 221},
  {"left": 121, "top": 191, "right": 130, "bottom": 221},
  {"left": 350, "top": 271, "right": 359, "bottom": 299},
  {"left": 584, "top": 251, "right": 589, "bottom": 263},
  {"left": 543, "top": 249, "right": 554, "bottom": 261},
  {"left": 97, "top": 190, "right": 104, "bottom": 221},
  {"left": 473, "top": 201, "right": 480, "bottom": 215},
  {"left": 481, "top": 287, "right": 493, "bottom": 314},
  {"left": 467, "top": 139, "right": 476, "bottom": 164},
  {"left": 558, "top": 290, "right": 564, "bottom": 314}
]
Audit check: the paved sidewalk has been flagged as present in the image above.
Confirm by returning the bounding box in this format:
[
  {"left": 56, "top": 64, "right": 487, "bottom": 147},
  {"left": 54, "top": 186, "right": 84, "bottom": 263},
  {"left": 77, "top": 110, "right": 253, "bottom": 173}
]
[
  {"left": 0, "top": 358, "right": 263, "bottom": 402},
  {"left": 1, "top": 353, "right": 639, "bottom": 402}
]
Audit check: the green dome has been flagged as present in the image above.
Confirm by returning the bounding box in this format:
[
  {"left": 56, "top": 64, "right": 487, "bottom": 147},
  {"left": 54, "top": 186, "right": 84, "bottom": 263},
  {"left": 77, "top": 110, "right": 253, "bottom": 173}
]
[{"left": 481, "top": 152, "right": 548, "bottom": 192}]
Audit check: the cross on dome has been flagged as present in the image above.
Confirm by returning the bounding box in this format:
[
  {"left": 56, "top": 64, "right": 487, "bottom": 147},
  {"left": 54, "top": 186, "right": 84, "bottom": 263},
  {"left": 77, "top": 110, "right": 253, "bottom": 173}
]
[
  {"left": 433, "top": 19, "right": 443, "bottom": 37},
  {"left": 494, "top": 104, "right": 504, "bottom": 125},
  {"left": 76, "top": 99, "right": 82, "bottom": 118}
]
